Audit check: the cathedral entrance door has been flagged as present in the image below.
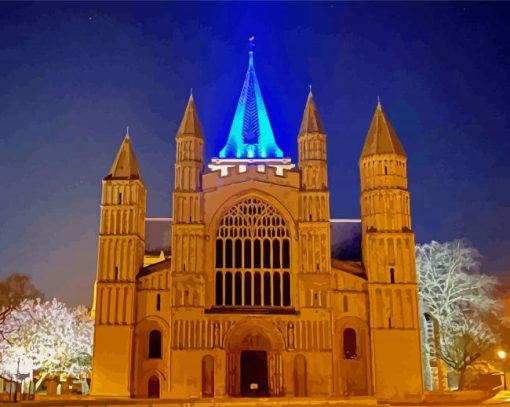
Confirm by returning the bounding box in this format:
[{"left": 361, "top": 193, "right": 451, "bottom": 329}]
[
  {"left": 240, "top": 351, "right": 268, "bottom": 397},
  {"left": 147, "top": 375, "right": 160, "bottom": 398}
]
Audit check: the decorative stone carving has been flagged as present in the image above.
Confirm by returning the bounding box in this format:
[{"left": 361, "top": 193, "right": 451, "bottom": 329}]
[
  {"left": 213, "top": 322, "right": 220, "bottom": 349},
  {"left": 287, "top": 322, "right": 295, "bottom": 350}
]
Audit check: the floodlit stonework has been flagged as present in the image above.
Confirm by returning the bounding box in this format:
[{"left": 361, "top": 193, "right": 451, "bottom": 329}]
[{"left": 90, "top": 53, "right": 424, "bottom": 401}]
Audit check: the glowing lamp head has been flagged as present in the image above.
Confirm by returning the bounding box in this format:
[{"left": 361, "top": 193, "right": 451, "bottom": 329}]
[{"left": 498, "top": 350, "right": 507, "bottom": 360}]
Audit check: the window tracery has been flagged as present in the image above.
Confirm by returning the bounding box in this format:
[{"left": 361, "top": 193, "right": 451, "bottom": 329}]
[{"left": 214, "top": 198, "right": 291, "bottom": 308}]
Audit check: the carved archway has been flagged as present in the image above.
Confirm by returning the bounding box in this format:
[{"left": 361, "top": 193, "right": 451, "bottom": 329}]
[{"left": 224, "top": 319, "right": 285, "bottom": 397}]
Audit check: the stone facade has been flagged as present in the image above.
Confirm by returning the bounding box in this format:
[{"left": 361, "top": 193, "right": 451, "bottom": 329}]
[{"left": 90, "top": 54, "right": 424, "bottom": 401}]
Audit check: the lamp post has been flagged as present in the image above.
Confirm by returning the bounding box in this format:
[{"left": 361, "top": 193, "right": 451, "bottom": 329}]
[{"left": 498, "top": 349, "right": 507, "bottom": 391}]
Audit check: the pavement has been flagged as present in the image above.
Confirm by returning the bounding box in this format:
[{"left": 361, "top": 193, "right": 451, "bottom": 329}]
[
  {"left": 483, "top": 391, "right": 510, "bottom": 404},
  {"left": 2, "top": 392, "right": 510, "bottom": 407}
]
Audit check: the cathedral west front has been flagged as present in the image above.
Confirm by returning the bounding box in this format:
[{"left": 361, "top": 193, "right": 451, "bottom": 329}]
[{"left": 90, "top": 50, "right": 424, "bottom": 401}]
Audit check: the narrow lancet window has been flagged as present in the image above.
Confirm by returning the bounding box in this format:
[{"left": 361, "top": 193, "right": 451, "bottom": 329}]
[
  {"left": 343, "top": 328, "right": 357, "bottom": 359},
  {"left": 148, "top": 330, "right": 162, "bottom": 359}
]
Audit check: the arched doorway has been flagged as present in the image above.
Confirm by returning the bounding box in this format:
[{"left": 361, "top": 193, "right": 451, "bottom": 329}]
[
  {"left": 224, "top": 319, "right": 285, "bottom": 397},
  {"left": 202, "top": 355, "right": 215, "bottom": 397},
  {"left": 294, "top": 354, "right": 308, "bottom": 396},
  {"left": 147, "top": 375, "right": 160, "bottom": 398},
  {"left": 335, "top": 318, "right": 371, "bottom": 396},
  {"left": 241, "top": 349, "right": 268, "bottom": 396}
]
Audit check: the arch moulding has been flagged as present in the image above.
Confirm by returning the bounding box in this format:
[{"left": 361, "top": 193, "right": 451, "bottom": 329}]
[
  {"left": 206, "top": 189, "right": 298, "bottom": 243},
  {"left": 223, "top": 318, "right": 286, "bottom": 352}
]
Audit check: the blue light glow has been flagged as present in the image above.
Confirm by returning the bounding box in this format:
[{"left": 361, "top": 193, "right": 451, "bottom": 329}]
[{"left": 219, "top": 52, "right": 284, "bottom": 159}]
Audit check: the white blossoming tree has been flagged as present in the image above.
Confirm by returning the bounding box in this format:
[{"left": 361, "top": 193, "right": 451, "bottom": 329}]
[
  {"left": 0, "top": 273, "right": 43, "bottom": 342},
  {"left": 0, "top": 298, "right": 93, "bottom": 379},
  {"left": 416, "top": 240, "right": 502, "bottom": 389}
]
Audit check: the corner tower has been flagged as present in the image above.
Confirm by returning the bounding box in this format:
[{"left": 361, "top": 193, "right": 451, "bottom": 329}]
[
  {"left": 91, "top": 132, "right": 146, "bottom": 397},
  {"left": 359, "top": 102, "right": 423, "bottom": 400},
  {"left": 297, "top": 91, "right": 331, "bottom": 299},
  {"left": 171, "top": 95, "right": 206, "bottom": 305}
]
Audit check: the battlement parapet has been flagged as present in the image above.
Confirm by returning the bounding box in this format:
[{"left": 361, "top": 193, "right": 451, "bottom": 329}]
[{"left": 203, "top": 158, "right": 300, "bottom": 190}]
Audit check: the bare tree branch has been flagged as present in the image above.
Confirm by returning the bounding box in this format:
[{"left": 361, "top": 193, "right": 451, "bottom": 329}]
[{"left": 417, "top": 240, "right": 502, "bottom": 389}]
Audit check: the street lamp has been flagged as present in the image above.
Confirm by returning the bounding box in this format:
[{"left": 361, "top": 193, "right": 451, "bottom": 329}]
[{"left": 498, "top": 349, "right": 507, "bottom": 390}]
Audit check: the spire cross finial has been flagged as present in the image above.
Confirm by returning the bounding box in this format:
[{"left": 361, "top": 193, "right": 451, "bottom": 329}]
[
  {"left": 309, "top": 84, "right": 312, "bottom": 93},
  {"left": 126, "top": 126, "right": 130, "bottom": 138},
  {"left": 190, "top": 88, "right": 193, "bottom": 97},
  {"left": 377, "top": 95, "right": 381, "bottom": 106},
  {"left": 248, "top": 36, "right": 255, "bottom": 51}
]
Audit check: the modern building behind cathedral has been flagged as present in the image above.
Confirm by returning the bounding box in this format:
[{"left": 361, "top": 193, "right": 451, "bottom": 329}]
[{"left": 90, "top": 50, "right": 425, "bottom": 401}]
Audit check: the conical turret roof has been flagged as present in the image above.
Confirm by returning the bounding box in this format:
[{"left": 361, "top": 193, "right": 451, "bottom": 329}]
[
  {"left": 219, "top": 51, "right": 283, "bottom": 159},
  {"left": 106, "top": 131, "right": 142, "bottom": 180},
  {"left": 177, "top": 94, "right": 203, "bottom": 139},
  {"left": 299, "top": 90, "right": 324, "bottom": 135},
  {"left": 361, "top": 102, "right": 406, "bottom": 158}
]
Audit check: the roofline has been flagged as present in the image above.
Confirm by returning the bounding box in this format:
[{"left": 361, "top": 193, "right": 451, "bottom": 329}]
[
  {"left": 147, "top": 217, "right": 173, "bottom": 221},
  {"left": 146, "top": 217, "right": 361, "bottom": 223}
]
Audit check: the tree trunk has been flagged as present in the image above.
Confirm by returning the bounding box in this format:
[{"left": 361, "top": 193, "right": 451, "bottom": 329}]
[
  {"left": 458, "top": 368, "right": 467, "bottom": 390},
  {"left": 35, "top": 372, "right": 49, "bottom": 392}
]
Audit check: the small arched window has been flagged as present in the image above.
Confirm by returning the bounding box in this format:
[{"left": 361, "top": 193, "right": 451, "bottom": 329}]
[
  {"left": 343, "top": 328, "right": 357, "bottom": 359},
  {"left": 148, "top": 330, "right": 162, "bottom": 359}
]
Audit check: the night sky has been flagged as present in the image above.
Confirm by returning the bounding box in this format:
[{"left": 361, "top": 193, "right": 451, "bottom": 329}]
[{"left": 1, "top": 2, "right": 509, "bottom": 306}]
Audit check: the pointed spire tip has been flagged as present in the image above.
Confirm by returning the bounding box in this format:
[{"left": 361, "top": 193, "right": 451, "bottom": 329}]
[
  {"left": 299, "top": 86, "right": 324, "bottom": 136},
  {"left": 361, "top": 98, "right": 406, "bottom": 158}
]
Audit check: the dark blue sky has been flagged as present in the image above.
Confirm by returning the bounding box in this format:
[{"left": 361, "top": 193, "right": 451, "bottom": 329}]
[{"left": 1, "top": 2, "right": 509, "bottom": 306}]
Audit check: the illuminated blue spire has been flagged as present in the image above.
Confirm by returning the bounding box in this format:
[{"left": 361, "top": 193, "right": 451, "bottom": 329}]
[{"left": 219, "top": 51, "right": 283, "bottom": 159}]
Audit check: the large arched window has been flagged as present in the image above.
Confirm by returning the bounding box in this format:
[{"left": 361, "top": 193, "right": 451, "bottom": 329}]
[
  {"left": 343, "top": 328, "right": 357, "bottom": 359},
  {"left": 148, "top": 330, "right": 162, "bottom": 359},
  {"left": 214, "top": 198, "right": 291, "bottom": 308}
]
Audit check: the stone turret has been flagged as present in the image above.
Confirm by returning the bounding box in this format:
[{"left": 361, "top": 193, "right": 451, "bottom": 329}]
[
  {"left": 297, "top": 91, "right": 332, "bottom": 311},
  {"left": 91, "top": 131, "right": 146, "bottom": 397},
  {"left": 359, "top": 102, "right": 423, "bottom": 400},
  {"left": 298, "top": 90, "right": 328, "bottom": 192},
  {"left": 171, "top": 95, "right": 206, "bottom": 307}
]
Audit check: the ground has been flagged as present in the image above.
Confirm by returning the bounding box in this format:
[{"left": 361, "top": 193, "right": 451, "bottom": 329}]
[{"left": 3, "top": 392, "right": 510, "bottom": 407}]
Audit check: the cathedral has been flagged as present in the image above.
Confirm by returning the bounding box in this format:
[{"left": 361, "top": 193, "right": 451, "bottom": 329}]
[{"left": 90, "top": 50, "right": 424, "bottom": 401}]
